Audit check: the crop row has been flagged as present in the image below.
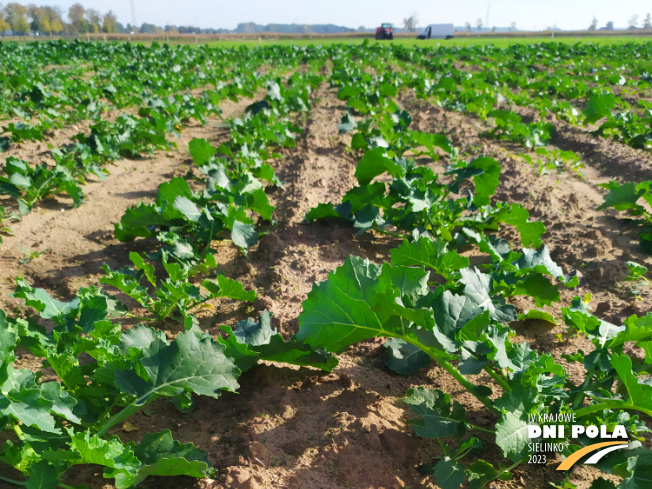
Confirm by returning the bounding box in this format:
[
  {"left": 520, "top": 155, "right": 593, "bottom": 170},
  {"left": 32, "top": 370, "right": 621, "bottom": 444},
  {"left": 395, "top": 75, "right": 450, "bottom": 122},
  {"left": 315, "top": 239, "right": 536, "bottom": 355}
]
[
  {"left": 0, "top": 54, "right": 336, "bottom": 488},
  {"left": 299, "top": 47, "right": 652, "bottom": 489},
  {"left": 0, "top": 44, "right": 328, "bottom": 243}
]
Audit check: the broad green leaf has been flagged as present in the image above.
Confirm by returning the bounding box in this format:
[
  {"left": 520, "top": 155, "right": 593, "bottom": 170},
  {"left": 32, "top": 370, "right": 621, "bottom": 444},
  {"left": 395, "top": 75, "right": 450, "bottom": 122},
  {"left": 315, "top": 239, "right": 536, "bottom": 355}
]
[
  {"left": 0, "top": 311, "right": 17, "bottom": 385},
  {"left": 466, "top": 460, "right": 503, "bottom": 489},
  {"left": 114, "top": 203, "right": 172, "bottom": 241},
  {"left": 355, "top": 148, "right": 403, "bottom": 186},
  {"left": 232, "top": 310, "right": 275, "bottom": 346},
  {"left": 188, "top": 138, "right": 216, "bottom": 166},
  {"left": 202, "top": 276, "right": 256, "bottom": 303},
  {"left": 120, "top": 325, "right": 167, "bottom": 354},
  {"left": 494, "top": 381, "right": 539, "bottom": 414},
  {"left": 25, "top": 460, "right": 60, "bottom": 489},
  {"left": 619, "top": 455, "right": 652, "bottom": 489},
  {"left": 66, "top": 430, "right": 139, "bottom": 489},
  {"left": 246, "top": 188, "right": 274, "bottom": 222},
  {"left": 589, "top": 478, "right": 617, "bottom": 489},
  {"left": 606, "top": 314, "right": 652, "bottom": 363},
  {"left": 390, "top": 237, "right": 469, "bottom": 280},
  {"left": 12, "top": 280, "right": 79, "bottom": 323},
  {"left": 517, "top": 309, "right": 558, "bottom": 325},
  {"left": 0, "top": 368, "right": 60, "bottom": 434},
  {"left": 500, "top": 272, "right": 560, "bottom": 307},
  {"left": 173, "top": 197, "right": 201, "bottom": 222},
  {"left": 223, "top": 311, "right": 337, "bottom": 372},
  {"left": 563, "top": 297, "right": 624, "bottom": 348},
  {"left": 450, "top": 157, "right": 501, "bottom": 207},
  {"left": 39, "top": 382, "right": 82, "bottom": 425},
  {"left": 338, "top": 112, "right": 357, "bottom": 133},
  {"left": 611, "top": 353, "right": 652, "bottom": 416},
  {"left": 297, "top": 256, "right": 385, "bottom": 352},
  {"left": 157, "top": 177, "right": 192, "bottom": 207},
  {"left": 129, "top": 252, "right": 156, "bottom": 288},
  {"left": 597, "top": 181, "right": 645, "bottom": 212},
  {"left": 305, "top": 203, "right": 342, "bottom": 222},
  {"left": 494, "top": 204, "right": 545, "bottom": 248},
  {"left": 383, "top": 338, "right": 431, "bottom": 375},
  {"left": 404, "top": 387, "right": 466, "bottom": 439},
  {"left": 434, "top": 457, "right": 466, "bottom": 489},
  {"left": 514, "top": 246, "right": 565, "bottom": 279},
  {"left": 625, "top": 262, "right": 648, "bottom": 282},
  {"left": 459, "top": 268, "right": 517, "bottom": 324},
  {"left": 495, "top": 411, "right": 530, "bottom": 462},
  {"left": 133, "top": 430, "right": 212, "bottom": 484},
  {"left": 378, "top": 263, "right": 429, "bottom": 304},
  {"left": 230, "top": 220, "right": 257, "bottom": 250},
  {"left": 114, "top": 331, "right": 239, "bottom": 406},
  {"left": 584, "top": 93, "right": 616, "bottom": 125},
  {"left": 430, "top": 289, "right": 483, "bottom": 349}
]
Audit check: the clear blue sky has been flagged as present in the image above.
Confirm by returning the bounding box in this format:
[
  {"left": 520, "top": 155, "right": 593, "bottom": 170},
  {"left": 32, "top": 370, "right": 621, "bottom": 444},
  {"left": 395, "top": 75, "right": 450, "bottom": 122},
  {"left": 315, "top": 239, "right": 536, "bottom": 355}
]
[{"left": 14, "top": 0, "right": 651, "bottom": 31}]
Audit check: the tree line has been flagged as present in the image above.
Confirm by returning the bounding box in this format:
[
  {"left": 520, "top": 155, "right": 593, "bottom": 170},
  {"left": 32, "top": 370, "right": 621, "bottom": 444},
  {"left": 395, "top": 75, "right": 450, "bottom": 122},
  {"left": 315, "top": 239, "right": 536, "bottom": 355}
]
[
  {"left": 0, "top": 2, "right": 122, "bottom": 35},
  {"left": 589, "top": 14, "right": 652, "bottom": 30},
  {"left": 0, "top": 2, "right": 226, "bottom": 36}
]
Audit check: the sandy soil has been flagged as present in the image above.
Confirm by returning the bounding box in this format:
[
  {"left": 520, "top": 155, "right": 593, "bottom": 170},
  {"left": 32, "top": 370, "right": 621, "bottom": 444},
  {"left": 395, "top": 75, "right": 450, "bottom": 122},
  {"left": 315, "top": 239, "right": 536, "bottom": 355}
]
[{"left": 1, "top": 77, "right": 650, "bottom": 489}]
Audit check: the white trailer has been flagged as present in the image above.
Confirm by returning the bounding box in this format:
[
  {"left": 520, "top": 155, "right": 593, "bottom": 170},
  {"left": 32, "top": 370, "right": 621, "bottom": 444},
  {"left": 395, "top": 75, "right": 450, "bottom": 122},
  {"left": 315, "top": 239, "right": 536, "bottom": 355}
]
[{"left": 417, "top": 24, "right": 455, "bottom": 40}]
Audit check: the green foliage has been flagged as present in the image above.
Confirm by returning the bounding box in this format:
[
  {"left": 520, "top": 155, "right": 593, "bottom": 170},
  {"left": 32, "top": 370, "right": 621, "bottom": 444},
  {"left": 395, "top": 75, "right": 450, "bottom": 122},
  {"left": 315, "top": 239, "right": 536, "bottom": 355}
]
[
  {"left": 487, "top": 110, "right": 554, "bottom": 148},
  {"left": 0, "top": 274, "right": 335, "bottom": 486},
  {"left": 598, "top": 181, "right": 652, "bottom": 253},
  {"left": 100, "top": 251, "right": 255, "bottom": 325},
  {"left": 298, "top": 236, "right": 651, "bottom": 488},
  {"left": 584, "top": 93, "right": 617, "bottom": 124},
  {"left": 0, "top": 285, "right": 238, "bottom": 487},
  {"left": 384, "top": 338, "right": 431, "bottom": 375},
  {"left": 3, "top": 39, "right": 652, "bottom": 489}
]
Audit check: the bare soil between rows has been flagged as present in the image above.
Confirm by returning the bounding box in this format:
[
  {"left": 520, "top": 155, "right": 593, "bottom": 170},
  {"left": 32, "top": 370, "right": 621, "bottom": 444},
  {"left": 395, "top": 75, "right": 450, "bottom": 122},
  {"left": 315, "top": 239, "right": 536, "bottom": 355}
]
[{"left": 1, "top": 80, "right": 651, "bottom": 489}]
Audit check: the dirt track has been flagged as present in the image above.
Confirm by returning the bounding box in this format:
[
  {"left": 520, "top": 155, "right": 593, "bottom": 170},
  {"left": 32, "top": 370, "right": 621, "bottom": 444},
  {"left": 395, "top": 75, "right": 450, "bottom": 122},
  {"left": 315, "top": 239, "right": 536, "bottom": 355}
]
[{"left": 1, "top": 76, "right": 651, "bottom": 489}]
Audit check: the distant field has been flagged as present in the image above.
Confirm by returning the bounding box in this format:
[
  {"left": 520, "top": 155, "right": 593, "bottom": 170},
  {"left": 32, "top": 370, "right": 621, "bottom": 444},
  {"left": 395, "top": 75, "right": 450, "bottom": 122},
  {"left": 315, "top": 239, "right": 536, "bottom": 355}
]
[
  {"left": 3, "top": 34, "right": 650, "bottom": 48},
  {"left": 201, "top": 35, "right": 652, "bottom": 48}
]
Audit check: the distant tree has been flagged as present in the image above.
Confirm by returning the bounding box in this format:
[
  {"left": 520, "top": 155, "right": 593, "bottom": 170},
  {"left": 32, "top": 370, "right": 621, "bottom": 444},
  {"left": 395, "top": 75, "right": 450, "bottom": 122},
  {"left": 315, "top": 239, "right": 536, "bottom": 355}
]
[
  {"left": 43, "top": 6, "right": 63, "bottom": 34},
  {"left": 86, "top": 8, "right": 101, "bottom": 33},
  {"left": 5, "top": 3, "right": 29, "bottom": 35},
  {"left": 465, "top": 22, "right": 471, "bottom": 32},
  {"left": 140, "top": 22, "right": 157, "bottom": 34},
  {"left": 491, "top": 25, "right": 496, "bottom": 32},
  {"left": 589, "top": 17, "right": 598, "bottom": 30},
  {"left": 68, "top": 3, "right": 86, "bottom": 33},
  {"left": 402, "top": 17, "right": 415, "bottom": 32},
  {"left": 510, "top": 21, "right": 517, "bottom": 31},
  {"left": 628, "top": 15, "right": 638, "bottom": 28},
  {"left": 102, "top": 10, "right": 117, "bottom": 33},
  {"left": 178, "top": 25, "right": 199, "bottom": 34},
  {"left": 605, "top": 21, "right": 614, "bottom": 30},
  {"left": 476, "top": 18, "right": 483, "bottom": 32},
  {"left": 644, "top": 13, "right": 652, "bottom": 29},
  {"left": 403, "top": 11, "right": 418, "bottom": 32},
  {"left": 0, "top": 10, "right": 10, "bottom": 35},
  {"left": 28, "top": 6, "right": 51, "bottom": 35}
]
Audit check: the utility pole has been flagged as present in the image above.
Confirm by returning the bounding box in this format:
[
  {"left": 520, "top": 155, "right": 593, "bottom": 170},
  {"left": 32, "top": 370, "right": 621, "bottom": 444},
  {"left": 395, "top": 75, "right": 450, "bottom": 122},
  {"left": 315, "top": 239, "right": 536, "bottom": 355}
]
[
  {"left": 486, "top": 3, "right": 490, "bottom": 31},
  {"left": 131, "top": 0, "right": 136, "bottom": 29}
]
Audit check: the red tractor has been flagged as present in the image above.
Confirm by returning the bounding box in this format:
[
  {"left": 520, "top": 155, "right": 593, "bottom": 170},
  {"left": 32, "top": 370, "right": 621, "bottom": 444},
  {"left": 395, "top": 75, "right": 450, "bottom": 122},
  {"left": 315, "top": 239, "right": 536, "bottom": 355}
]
[{"left": 375, "top": 23, "right": 394, "bottom": 40}]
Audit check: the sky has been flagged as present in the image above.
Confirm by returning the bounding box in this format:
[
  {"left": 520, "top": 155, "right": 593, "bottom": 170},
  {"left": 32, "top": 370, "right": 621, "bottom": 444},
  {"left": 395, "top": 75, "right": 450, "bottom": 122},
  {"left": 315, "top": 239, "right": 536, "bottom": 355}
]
[{"left": 11, "top": 0, "right": 651, "bottom": 31}]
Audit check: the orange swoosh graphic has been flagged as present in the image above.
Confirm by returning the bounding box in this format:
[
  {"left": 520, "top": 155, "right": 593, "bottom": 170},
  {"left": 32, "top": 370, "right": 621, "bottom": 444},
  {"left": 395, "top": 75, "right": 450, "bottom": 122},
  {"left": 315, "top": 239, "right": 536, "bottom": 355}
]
[{"left": 557, "top": 441, "right": 628, "bottom": 471}]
